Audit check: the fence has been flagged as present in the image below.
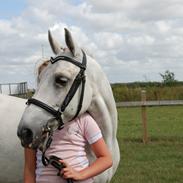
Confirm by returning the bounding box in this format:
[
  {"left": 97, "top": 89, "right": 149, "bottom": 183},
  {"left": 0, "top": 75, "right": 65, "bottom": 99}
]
[
  {"left": 116, "top": 90, "right": 183, "bottom": 144},
  {"left": 116, "top": 100, "right": 183, "bottom": 107},
  {"left": 0, "top": 82, "right": 28, "bottom": 98}
]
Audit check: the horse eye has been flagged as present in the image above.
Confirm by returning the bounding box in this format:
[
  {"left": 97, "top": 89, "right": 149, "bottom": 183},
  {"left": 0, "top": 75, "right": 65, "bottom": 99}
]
[{"left": 55, "top": 76, "right": 68, "bottom": 86}]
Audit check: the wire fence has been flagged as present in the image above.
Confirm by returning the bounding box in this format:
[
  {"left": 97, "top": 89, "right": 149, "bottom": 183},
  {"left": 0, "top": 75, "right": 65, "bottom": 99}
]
[{"left": 0, "top": 82, "right": 28, "bottom": 98}]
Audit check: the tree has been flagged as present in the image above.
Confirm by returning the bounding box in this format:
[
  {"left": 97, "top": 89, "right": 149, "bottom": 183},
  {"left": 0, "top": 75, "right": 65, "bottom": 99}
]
[{"left": 160, "top": 70, "right": 177, "bottom": 85}]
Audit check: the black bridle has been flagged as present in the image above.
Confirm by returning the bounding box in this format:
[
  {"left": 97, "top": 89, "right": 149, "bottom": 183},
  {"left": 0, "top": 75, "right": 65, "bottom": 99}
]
[
  {"left": 26, "top": 50, "right": 87, "bottom": 182},
  {"left": 26, "top": 50, "right": 86, "bottom": 130}
]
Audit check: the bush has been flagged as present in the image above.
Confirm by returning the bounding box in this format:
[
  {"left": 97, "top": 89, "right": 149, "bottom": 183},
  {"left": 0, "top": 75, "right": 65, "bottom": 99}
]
[{"left": 111, "top": 82, "right": 183, "bottom": 102}]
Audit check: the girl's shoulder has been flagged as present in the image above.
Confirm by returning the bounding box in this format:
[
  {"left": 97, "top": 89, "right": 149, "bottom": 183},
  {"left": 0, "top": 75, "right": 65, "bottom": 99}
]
[
  {"left": 79, "top": 112, "right": 93, "bottom": 121},
  {"left": 77, "top": 112, "right": 102, "bottom": 144},
  {"left": 77, "top": 112, "right": 96, "bottom": 127}
]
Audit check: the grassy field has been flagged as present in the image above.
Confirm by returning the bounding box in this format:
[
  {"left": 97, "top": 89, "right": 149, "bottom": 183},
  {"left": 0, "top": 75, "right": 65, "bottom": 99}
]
[{"left": 111, "top": 106, "right": 183, "bottom": 183}]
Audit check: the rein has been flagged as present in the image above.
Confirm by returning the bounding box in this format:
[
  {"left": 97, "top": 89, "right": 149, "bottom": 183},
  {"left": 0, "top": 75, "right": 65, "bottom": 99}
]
[{"left": 26, "top": 50, "right": 87, "bottom": 182}]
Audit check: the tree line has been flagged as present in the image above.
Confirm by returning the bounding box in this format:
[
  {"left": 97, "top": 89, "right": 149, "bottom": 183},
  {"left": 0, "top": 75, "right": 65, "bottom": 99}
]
[{"left": 111, "top": 70, "right": 183, "bottom": 102}]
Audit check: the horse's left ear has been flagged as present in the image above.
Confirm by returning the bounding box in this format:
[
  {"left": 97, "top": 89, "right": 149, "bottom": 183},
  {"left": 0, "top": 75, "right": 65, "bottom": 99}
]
[
  {"left": 48, "top": 30, "right": 63, "bottom": 55},
  {"left": 64, "top": 28, "right": 81, "bottom": 57}
]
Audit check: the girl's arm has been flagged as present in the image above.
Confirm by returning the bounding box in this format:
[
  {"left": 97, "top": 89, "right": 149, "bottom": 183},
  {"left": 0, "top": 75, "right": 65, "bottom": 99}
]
[
  {"left": 80, "top": 137, "right": 113, "bottom": 179},
  {"left": 24, "top": 148, "right": 36, "bottom": 183},
  {"left": 61, "top": 137, "right": 112, "bottom": 180}
]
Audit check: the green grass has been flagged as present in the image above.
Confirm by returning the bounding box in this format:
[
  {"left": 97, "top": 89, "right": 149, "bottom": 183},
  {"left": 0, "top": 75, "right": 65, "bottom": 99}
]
[{"left": 111, "top": 106, "right": 183, "bottom": 183}]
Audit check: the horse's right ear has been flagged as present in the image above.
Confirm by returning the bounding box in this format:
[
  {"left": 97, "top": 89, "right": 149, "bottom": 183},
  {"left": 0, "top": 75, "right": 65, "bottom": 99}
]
[{"left": 48, "top": 30, "right": 63, "bottom": 55}]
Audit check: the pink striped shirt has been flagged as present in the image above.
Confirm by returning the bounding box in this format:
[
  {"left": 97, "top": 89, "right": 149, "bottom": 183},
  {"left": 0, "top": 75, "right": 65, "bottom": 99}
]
[{"left": 36, "top": 113, "right": 102, "bottom": 183}]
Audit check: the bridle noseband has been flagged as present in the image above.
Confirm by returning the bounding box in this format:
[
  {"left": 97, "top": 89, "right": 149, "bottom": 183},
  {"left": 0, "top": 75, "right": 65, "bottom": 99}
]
[{"left": 25, "top": 51, "right": 87, "bottom": 181}]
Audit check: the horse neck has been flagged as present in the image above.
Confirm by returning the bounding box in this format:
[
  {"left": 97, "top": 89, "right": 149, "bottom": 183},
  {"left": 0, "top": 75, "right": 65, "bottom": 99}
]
[{"left": 87, "top": 58, "right": 118, "bottom": 140}]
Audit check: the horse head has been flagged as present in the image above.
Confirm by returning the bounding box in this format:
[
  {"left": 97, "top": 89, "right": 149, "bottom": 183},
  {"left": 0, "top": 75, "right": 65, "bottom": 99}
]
[{"left": 17, "top": 28, "right": 93, "bottom": 149}]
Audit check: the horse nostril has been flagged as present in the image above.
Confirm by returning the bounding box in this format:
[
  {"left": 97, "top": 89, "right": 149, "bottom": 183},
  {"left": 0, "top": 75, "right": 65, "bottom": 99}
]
[{"left": 20, "top": 128, "right": 33, "bottom": 146}]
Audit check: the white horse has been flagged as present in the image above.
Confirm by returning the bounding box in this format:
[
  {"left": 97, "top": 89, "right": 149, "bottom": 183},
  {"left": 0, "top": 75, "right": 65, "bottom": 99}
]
[
  {"left": 0, "top": 94, "right": 26, "bottom": 182},
  {"left": 17, "top": 28, "right": 120, "bottom": 183}
]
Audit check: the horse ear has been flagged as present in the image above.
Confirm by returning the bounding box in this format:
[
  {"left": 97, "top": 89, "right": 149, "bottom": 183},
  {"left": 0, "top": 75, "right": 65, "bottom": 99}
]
[
  {"left": 64, "top": 28, "right": 81, "bottom": 57},
  {"left": 48, "top": 30, "right": 63, "bottom": 55}
]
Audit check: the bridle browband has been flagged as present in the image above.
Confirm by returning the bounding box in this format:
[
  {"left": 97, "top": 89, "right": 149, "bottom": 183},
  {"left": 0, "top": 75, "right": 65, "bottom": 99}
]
[
  {"left": 26, "top": 50, "right": 87, "bottom": 130},
  {"left": 25, "top": 51, "right": 87, "bottom": 182}
]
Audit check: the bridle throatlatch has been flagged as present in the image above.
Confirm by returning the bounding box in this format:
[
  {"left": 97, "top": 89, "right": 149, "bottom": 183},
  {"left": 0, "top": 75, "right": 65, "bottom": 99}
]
[{"left": 26, "top": 50, "right": 87, "bottom": 182}]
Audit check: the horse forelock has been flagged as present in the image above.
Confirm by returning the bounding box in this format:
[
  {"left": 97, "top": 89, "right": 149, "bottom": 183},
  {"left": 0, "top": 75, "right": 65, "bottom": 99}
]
[
  {"left": 34, "top": 58, "right": 50, "bottom": 84},
  {"left": 38, "top": 60, "right": 49, "bottom": 75}
]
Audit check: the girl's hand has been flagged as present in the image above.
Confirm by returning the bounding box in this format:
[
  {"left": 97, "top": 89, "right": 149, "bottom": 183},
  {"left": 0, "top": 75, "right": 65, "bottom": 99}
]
[{"left": 60, "top": 160, "right": 83, "bottom": 180}]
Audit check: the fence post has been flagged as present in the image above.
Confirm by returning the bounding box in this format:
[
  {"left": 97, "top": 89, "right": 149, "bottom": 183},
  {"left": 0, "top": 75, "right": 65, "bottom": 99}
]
[
  {"left": 9, "top": 83, "right": 11, "bottom": 95},
  {"left": 141, "top": 90, "right": 148, "bottom": 144}
]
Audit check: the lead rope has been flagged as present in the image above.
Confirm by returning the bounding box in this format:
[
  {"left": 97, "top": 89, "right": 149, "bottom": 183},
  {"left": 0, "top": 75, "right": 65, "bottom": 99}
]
[{"left": 40, "top": 131, "right": 73, "bottom": 183}]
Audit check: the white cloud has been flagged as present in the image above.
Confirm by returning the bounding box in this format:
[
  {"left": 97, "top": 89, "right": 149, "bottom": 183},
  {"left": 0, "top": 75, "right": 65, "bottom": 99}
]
[
  {"left": 156, "top": 21, "right": 170, "bottom": 33},
  {"left": 94, "top": 32, "right": 124, "bottom": 50},
  {"left": 0, "top": 0, "right": 183, "bottom": 87}
]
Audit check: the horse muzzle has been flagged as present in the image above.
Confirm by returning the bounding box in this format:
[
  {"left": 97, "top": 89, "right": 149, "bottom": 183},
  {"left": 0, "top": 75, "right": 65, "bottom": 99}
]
[{"left": 17, "top": 127, "right": 33, "bottom": 148}]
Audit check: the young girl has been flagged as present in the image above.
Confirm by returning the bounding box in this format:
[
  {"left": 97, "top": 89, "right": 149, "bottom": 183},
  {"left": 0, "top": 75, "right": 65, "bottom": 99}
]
[{"left": 24, "top": 112, "right": 112, "bottom": 183}]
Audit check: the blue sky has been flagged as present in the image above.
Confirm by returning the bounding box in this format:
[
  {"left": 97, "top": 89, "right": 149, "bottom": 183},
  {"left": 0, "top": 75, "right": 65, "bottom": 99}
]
[
  {"left": 0, "top": 0, "right": 27, "bottom": 19},
  {"left": 0, "top": 0, "right": 83, "bottom": 20}
]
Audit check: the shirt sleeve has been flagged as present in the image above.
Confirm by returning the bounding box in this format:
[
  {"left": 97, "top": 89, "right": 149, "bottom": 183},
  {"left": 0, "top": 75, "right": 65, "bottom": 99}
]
[{"left": 83, "top": 114, "right": 102, "bottom": 144}]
